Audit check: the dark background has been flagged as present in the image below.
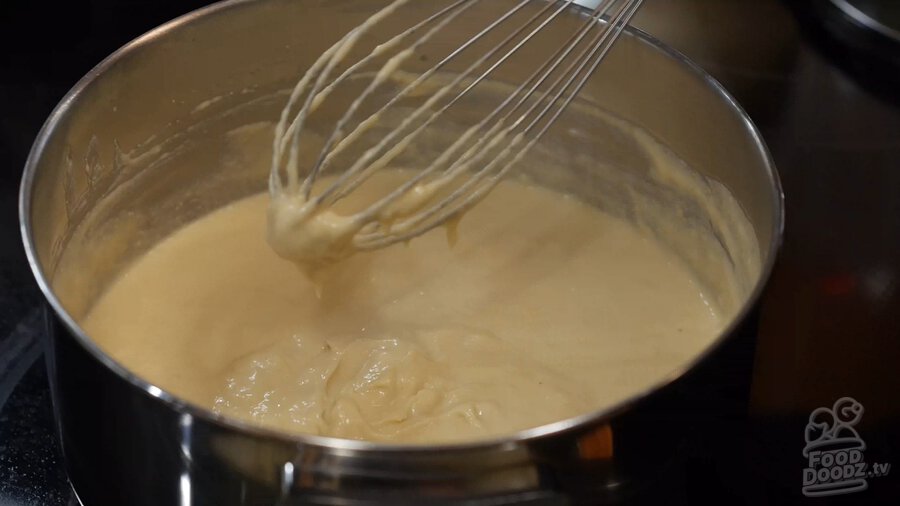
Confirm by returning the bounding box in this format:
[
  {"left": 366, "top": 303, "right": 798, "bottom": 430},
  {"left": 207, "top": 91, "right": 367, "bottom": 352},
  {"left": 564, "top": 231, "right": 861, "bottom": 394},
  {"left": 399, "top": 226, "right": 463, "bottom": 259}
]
[{"left": 1, "top": 0, "right": 899, "bottom": 504}]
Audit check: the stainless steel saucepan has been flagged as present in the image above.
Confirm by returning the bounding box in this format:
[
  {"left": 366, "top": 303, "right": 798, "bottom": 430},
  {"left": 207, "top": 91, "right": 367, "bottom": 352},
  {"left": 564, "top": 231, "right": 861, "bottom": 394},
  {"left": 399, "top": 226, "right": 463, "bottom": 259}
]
[{"left": 20, "top": 0, "right": 783, "bottom": 504}]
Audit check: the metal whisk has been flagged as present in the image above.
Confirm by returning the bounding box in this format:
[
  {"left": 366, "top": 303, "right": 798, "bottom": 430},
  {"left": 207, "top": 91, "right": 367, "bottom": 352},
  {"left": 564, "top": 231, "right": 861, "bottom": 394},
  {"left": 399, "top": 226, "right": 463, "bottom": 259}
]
[{"left": 270, "top": 0, "right": 643, "bottom": 253}]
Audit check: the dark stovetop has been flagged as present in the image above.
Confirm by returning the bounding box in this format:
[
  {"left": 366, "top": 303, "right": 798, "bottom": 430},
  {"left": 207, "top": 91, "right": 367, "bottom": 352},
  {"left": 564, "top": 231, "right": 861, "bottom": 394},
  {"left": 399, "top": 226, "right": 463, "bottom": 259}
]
[{"left": 0, "top": 1, "right": 898, "bottom": 504}]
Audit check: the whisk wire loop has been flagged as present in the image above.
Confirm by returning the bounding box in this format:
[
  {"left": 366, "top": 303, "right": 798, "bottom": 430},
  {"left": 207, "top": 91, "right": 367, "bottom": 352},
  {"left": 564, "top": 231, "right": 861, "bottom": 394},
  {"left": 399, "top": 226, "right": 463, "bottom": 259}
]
[{"left": 271, "top": 0, "right": 644, "bottom": 251}]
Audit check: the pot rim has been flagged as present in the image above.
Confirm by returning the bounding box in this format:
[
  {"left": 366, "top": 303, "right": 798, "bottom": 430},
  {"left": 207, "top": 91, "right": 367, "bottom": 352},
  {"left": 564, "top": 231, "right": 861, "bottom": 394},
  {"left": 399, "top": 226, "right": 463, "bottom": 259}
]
[{"left": 19, "top": 0, "right": 784, "bottom": 454}]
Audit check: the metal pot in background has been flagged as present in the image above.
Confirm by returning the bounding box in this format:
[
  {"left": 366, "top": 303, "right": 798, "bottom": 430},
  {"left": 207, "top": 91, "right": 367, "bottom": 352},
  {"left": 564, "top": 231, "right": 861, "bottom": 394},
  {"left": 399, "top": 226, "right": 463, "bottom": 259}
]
[
  {"left": 19, "top": 1, "right": 782, "bottom": 504},
  {"left": 790, "top": 0, "right": 900, "bottom": 95}
]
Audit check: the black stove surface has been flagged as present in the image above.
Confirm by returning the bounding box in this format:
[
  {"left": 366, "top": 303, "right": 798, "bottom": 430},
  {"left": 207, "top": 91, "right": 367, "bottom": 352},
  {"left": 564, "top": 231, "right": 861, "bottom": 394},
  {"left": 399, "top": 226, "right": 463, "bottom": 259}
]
[
  {"left": 0, "top": 311, "right": 69, "bottom": 505},
  {"left": 1, "top": 1, "right": 898, "bottom": 504}
]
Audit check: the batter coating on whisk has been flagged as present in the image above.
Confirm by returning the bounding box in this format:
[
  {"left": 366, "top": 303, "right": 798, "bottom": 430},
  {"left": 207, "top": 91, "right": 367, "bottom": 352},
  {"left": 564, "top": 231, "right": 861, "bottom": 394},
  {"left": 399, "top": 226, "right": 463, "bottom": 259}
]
[{"left": 268, "top": 0, "right": 644, "bottom": 272}]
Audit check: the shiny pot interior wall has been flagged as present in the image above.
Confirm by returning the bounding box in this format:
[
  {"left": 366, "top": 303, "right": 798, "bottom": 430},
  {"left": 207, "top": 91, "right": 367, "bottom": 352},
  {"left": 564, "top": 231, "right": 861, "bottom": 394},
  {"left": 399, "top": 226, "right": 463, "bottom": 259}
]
[{"left": 28, "top": 0, "right": 777, "bottom": 323}]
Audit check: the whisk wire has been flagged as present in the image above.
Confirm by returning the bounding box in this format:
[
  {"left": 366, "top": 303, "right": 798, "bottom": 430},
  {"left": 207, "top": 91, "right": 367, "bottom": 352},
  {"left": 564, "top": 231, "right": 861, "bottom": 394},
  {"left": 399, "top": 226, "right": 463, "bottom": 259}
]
[
  {"left": 301, "top": 0, "right": 481, "bottom": 199},
  {"left": 272, "top": 0, "right": 407, "bottom": 192},
  {"left": 357, "top": 0, "right": 644, "bottom": 248},
  {"left": 315, "top": 0, "right": 559, "bottom": 207},
  {"left": 272, "top": 0, "right": 644, "bottom": 251},
  {"left": 353, "top": 0, "right": 616, "bottom": 227}
]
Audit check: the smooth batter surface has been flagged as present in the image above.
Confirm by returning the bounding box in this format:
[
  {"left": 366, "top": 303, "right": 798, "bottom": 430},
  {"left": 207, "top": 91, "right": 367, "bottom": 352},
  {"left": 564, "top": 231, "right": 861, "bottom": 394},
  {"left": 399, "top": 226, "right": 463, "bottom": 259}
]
[{"left": 83, "top": 172, "right": 723, "bottom": 444}]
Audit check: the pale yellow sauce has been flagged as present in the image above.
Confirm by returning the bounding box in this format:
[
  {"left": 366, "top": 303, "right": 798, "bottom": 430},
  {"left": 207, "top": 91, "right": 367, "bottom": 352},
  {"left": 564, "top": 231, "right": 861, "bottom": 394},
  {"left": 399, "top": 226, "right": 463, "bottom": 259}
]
[{"left": 83, "top": 171, "right": 724, "bottom": 444}]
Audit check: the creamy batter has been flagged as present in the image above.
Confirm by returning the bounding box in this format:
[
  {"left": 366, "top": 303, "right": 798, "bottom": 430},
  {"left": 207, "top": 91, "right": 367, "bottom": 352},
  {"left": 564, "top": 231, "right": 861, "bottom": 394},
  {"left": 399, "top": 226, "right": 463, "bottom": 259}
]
[{"left": 83, "top": 171, "right": 725, "bottom": 444}]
